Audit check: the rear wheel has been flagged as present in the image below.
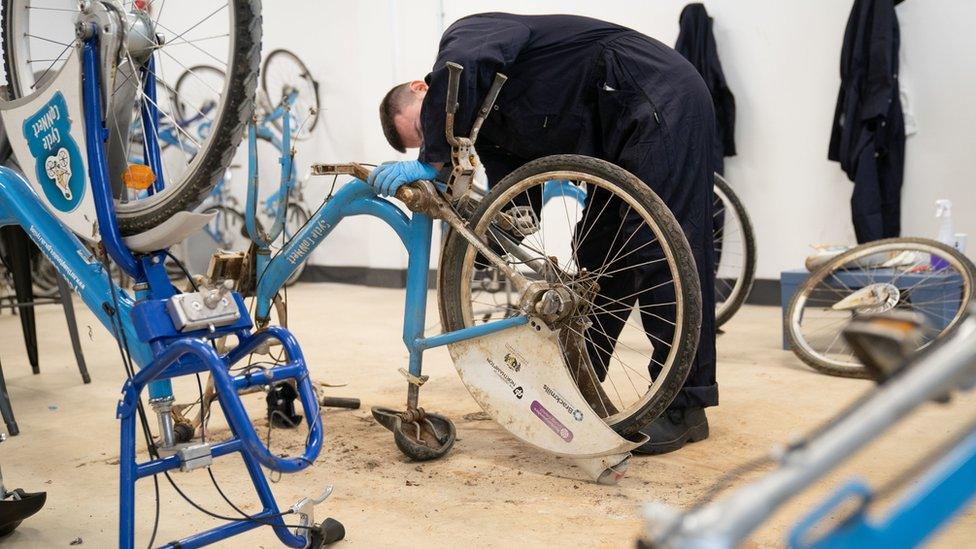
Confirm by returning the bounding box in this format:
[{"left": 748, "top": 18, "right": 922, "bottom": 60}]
[
  {"left": 1, "top": 0, "right": 263, "bottom": 235},
  {"left": 439, "top": 155, "right": 702, "bottom": 436},
  {"left": 712, "top": 174, "right": 756, "bottom": 327},
  {"left": 261, "top": 48, "right": 320, "bottom": 139},
  {"left": 173, "top": 64, "right": 227, "bottom": 140}
]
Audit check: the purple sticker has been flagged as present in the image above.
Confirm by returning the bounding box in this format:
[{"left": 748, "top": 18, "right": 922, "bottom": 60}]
[{"left": 530, "top": 400, "right": 573, "bottom": 442}]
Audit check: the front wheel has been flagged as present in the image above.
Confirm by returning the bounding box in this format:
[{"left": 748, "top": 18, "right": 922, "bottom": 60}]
[
  {"left": 438, "top": 155, "right": 702, "bottom": 436},
  {"left": 1, "top": 0, "right": 263, "bottom": 235}
]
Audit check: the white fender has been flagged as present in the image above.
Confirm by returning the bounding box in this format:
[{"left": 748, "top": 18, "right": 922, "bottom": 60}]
[{"left": 448, "top": 316, "right": 646, "bottom": 481}]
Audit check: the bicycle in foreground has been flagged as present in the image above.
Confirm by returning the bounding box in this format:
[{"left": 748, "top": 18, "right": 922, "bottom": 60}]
[{"left": 642, "top": 306, "right": 976, "bottom": 547}]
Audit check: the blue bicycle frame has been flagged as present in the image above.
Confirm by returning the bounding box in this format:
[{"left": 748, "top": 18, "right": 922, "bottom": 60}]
[
  {"left": 0, "top": 26, "right": 322, "bottom": 549},
  {"left": 242, "top": 105, "right": 529, "bottom": 409}
]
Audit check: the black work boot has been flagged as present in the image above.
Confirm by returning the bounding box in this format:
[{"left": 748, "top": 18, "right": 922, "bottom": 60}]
[{"left": 633, "top": 407, "right": 709, "bottom": 455}]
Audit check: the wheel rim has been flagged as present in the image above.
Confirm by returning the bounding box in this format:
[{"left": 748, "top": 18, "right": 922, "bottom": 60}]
[
  {"left": 4, "top": 0, "right": 240, "bottom": 219},
  {"left": 456, "top": 171, "right": 687, "bottom": 427},
  {"left": 712, "top": 177, "right": 751, "bottom": 323},
  {"left": 174, "top": 64, "right": 226, "bottom": 134},
  {"left": 790, "top": 240, "right": 974, "bottom": 371},
  {"left": 262, "top": 49, "right": 319, "bottom": 139}
]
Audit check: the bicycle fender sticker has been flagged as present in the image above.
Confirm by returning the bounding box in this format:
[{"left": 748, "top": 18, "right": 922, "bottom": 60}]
[
  {"left": 530, "top": 400, "right": 573, "bottom": 442},
  {"left": 448, "top": 319, "right": 642, "bottom": 459},
  {"left": 0, "top": 48, "right": 100, "bottom": 242},
  {"left": 23, "top": 92, "right": 86, "bottom": 212}
]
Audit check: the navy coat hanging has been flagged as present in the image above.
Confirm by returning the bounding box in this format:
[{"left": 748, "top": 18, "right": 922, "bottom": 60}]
[
  {"left": 674, "top": 3, "right": 736, "bottom": 175},
  {"left": 828, "top": 0, "right": 905, "bottom": 243}
]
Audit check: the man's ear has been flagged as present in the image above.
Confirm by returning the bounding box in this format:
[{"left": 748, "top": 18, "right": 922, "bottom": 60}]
[{"left": 408, "top": 80, "right": 428, "bottom": 93}]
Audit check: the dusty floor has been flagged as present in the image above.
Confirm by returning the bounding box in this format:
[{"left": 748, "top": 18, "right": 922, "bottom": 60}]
[{"left": 0, "top": 283, "right": 973, "bottom": 548}]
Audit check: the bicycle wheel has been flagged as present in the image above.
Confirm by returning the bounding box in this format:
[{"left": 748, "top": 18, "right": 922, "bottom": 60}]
[
  {"left": 173, "top": 64, "right": 227, "bottom": 139},
  {"left": 439, "top": 155, "right": 702, "bottom": 436},
  {"left": 1, "top": 1, "right": 262, "bottom": 235},
  {"left": 712, "top": 174, "right": 756, "bottom": 327},
  {"left": 261, "top": 48, "right": 320, "bottom": 139},
  {"left": 283, "top": 203, "right": 309, "bottom": 286},
  {"left": 787, "top": 237, "right": 976, "bottom": 378}
]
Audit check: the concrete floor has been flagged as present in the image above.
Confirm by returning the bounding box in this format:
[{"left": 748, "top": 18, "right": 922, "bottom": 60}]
[{"left": 0, "top": 283, "right": 973, "bottom": 548}]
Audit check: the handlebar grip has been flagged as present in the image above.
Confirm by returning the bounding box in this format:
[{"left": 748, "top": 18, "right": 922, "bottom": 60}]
[
  {"left": 321, "top": 396, "right": 361, "bottom": 410},
  {"left": 445, "top": 62, "right": 463, "bottom": 114}
]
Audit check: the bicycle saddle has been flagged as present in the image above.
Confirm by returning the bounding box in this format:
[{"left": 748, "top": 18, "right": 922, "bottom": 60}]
[{"left": 123, "top": 210, "right": 216, "bottom": 253}]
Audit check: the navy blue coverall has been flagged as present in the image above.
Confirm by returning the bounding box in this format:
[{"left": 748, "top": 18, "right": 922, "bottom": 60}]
[
  {"left": 829, "top": 0, "right": 905, "bottom": 243},
  {"left": 419, "top": 13, "right": 717, "bottom": 410}
]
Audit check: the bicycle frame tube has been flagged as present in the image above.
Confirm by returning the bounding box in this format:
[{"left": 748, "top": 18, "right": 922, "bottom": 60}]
[
  {"left": 542, "top": 179, "right": 587, "bottom": 206},
  {"left": 0, "top": 166, "right": 153, "bottom": 366},
  {"left": 253, "top": 179, "right": 530, "bottom": 387},
  {"left": 246, "top": 90, "right": 299, "bottom": 247},
  {"left": 139, "top": 56, "right": 166, "bottom": 194}
]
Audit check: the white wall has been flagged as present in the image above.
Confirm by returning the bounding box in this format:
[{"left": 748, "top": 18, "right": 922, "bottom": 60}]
[
  {"left": 264, "top": 0, "right": 974, "bottom": 279},
  {"left": 6, "top": 2, "right": 972, "bottom": 277}
]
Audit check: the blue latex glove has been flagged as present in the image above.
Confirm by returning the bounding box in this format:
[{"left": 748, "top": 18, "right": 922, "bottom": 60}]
[{"left": 366, "top": 160, "right": 438, "bottom": 197}]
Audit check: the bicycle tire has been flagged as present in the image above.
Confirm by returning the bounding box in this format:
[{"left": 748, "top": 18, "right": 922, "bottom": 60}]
[
  {"left": 438, "top": 155, "right": 702, "bottom": 436},
  {"left": 1, "top": 0, "right": 263, "bottom": 236},
  {"left": 173, "top": 65, "right": 227, "bottom": 126},
  {"left": 261, "top": 48, "right": 320, "bottom": 138},
  {"left": 786, "top": 237, "right": 976, "bottom": 378},
  {"left": 713, "top": 173, "right": 756, "bottom": 328}
]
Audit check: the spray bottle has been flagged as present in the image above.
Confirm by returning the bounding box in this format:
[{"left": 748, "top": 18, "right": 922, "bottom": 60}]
[{"left": 931, "top": 199, "right": 953, "bottom": 270}]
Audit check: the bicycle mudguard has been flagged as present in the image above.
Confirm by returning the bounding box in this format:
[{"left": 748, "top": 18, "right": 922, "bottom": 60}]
[
  {"left": 0, "top": 49, "right": 101, "bottom": 243},
  {"left": 448, "top": 316, "right": 645, "bottom": 483}
]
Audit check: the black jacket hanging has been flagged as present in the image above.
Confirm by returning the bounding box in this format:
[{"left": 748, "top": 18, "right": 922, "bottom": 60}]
[
  {"left": 828, "top": 0, "right": 905, "bottom": 243},
  {"left": 674, "top": 3, "right": 736, "bottom": 174}
]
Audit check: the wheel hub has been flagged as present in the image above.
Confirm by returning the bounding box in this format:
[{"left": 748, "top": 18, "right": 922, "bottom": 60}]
[{"left": 832, "top": 282, "right": 901, "bottom": 314}]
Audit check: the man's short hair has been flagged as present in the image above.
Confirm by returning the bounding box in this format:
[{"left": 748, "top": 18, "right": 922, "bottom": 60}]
[{"left": 379, "top": 83, "right": 413, "bottom": 153}]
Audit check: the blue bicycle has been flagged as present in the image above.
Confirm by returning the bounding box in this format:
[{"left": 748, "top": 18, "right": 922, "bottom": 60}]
[
  {"left": 642, "top": 307, "right": 976, "bottom": 547},
  {"left": 175, "top": 59, "right": 319, "bottom": 283},
  {"left": 0, "top": 1, "right": 341, "bottom": 546},
  {"left": 202, "top": 62, "right": 704, "bottom": 478}
]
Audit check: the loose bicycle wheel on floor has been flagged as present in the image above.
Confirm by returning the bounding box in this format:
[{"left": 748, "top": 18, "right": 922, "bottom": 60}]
[
  {"left": 261, "top": 48, "right": 320, "bottom": 139},
  {"left": 712, "top": 173, "right": 756, "bottom": 328},
  {"left": 1, "top": 1, "right": 262, "bottom": 235},
  {"left": 786, "top": 237, "right": 976, "bottom": 378},
  {"left": 439, "top": 155, "right": 702, "bottom": 436}
]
